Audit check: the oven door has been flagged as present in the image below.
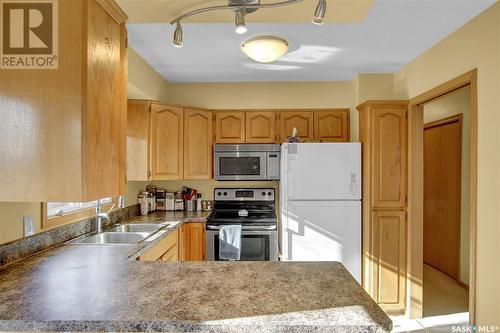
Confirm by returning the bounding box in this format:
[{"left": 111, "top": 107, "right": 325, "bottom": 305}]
[
  {"left": 214, "top": 152, "right": 267, "bottom": 180},
  {"left": 206, "top": 227, "right": 278, "bottom": 261}
]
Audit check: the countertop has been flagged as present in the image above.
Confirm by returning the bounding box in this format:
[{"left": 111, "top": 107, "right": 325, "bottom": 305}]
[{"left": 0, "top": 211, "right": 392, "bottom": 333}]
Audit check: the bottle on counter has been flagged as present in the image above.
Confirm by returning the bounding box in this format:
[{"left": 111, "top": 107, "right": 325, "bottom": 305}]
[
  {"left": 196, "top": 193, "right": 202, "bottom": 211},
  {"left": 138, "top": 193, "right": 148, "bottom": 216}
]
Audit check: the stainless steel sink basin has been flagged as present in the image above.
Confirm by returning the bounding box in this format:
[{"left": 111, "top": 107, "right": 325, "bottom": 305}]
[
  {"left": 109, "top": 224, "right": 162, "bottom": 233},
  {"left": 71, "top": 232, "right": 150, "bottom": 245}
]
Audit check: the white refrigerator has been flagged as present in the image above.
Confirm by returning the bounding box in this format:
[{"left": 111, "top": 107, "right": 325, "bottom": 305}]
[{"left": 280, "top": 143, "right": 362, "bottom": 283}]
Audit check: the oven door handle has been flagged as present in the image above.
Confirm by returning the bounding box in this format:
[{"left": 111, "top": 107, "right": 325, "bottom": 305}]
[{"left": 206, "top": 225, "right": 276, "bottom": 231}]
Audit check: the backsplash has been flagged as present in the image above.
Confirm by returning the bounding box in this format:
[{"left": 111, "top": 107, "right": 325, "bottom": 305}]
[{"left": 0, "top": 205, "right": 139, "bottom": 266}]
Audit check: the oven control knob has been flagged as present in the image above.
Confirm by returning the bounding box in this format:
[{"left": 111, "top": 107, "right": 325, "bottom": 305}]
[
  {"left": 268, "top": 192, "right": 272, "bottom": 196},
  {"left": 217, "top": 192, "right": 222, "bottom": 196},
  {"left": 223, "top": 192, "right": 227, "bottom": 196},
  {"left": 262, "top": 192, "right": 266, "bottom": 196}
]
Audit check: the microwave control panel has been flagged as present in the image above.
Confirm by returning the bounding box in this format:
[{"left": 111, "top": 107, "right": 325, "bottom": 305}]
[{"left": 267, "top": 152, "right": 280, "bottom": 180}]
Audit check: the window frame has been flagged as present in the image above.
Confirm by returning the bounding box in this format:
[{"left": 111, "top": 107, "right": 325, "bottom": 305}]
[{"left": 41, "top": 197, "right": 118, "bottom": 230}]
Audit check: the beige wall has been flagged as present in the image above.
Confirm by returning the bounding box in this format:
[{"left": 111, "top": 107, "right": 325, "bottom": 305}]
[
  {"left": 0, "top": 203, "right": 41, "bottom": 245},
  {"left": 394, "top": 2, "right": 500, "bottom": 325},
  {"left": 423, "top": 86, "right": 471, "bottom": 285}
]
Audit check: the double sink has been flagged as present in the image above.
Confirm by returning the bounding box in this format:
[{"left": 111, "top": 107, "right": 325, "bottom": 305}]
[{"left": 71, "top": 223, "right": 177, "bottom": 245}]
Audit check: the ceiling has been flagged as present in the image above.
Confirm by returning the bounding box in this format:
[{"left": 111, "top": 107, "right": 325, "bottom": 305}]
[
  {"left": 125, "top": 0, "right": 496, "bottom": 83},
  {"left": 117, "top": 0, "right": 374, "bottom": 23}
]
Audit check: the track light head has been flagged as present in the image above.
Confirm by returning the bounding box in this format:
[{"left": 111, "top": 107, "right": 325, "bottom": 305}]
[
  {"left": 235, "top": 9, "right": 248, "bottom": 34},
  {"left": 312, "top": 0, "right": 326, "bottom": 25},
  {"left": 172, "top": 21, "right": 183, "bottom": 48}
]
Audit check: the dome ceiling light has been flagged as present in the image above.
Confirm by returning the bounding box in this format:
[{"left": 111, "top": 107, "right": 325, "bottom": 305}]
[
  {"left": 241, "top": 36, "right": 289, "bottom": 63},
  {"left": 170, "top": 0, "right": 328, "bottom": 48}
]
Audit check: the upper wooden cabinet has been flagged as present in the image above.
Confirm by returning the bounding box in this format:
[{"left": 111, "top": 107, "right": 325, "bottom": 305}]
[
  {"left": 179, "top": 222, "right": 206, "bottom": 261},
  {"left": 127, "top": 100, "right": 150, "bottom": 181},
  {"left": 184, "top": 108, "right": 213, "bottom": 179},
  {"left": 246, "top": 111, "right": 277, "bottom": 143},
  {"left": 215, "top": 111, "right": 245, "bottom": 143},
  {"left": 314, "top": 109, "right": 350, "bottom": 142},
  {"left": 0, "top": 0, "right": 127, "bottom": 202},
  {"left": 127, "top": 102, "right": 212, "bottom": 181},
  {"left": 371, "top": 108, "right": 407, "bottom": 208},
  {"left": 150, "top": 104, "right": 184, "bottom": 180},
  {"left": 279, "top": 111, "right": 314, "bottom": 142}
]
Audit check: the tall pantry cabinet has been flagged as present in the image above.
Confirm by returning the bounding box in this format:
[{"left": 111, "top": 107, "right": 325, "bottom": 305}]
[
  {"left": 357, "top": 101, "right": 408, "bottom": 314},
  {"left": 0, "top": 0, "right": 128, "bottom": 202}
]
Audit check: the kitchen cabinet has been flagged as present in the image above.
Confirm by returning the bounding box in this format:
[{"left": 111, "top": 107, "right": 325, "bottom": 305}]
[
  {"left": 184, "top": 108, "right": 213, "bottom": 179},
  {"left": 137, "top": 228, "right": 179, "bottom": 261},
  {"left": 0, "top": 0, "right": 127, "bottom": 202},
  {"left": 371, "top": 210, "right": 406, "bottom": 312},
  {"left": 215, "top": 111, "right": 246, "bottom": 143},
  {"left": 127, "top": 102, "right": 213, "bottom": 180},
  {"left": 245, "top": 111, "right": 277, "bottom": 143},
  {"left": 314, "top": 109, "right": 350, "bottom": 142},
  {"left": 279, "top": 111, "right": 314, "bottom": 142},
  {"left": 150, "top": 104, "right": 184, "bottom": 180},
  {"left": 127, "top": 100, "right": 150, "bottom": 181},
  {"left": 357, "top": 100, "right": 408, "bottom": 314},
  {"left": 179, "top": 222, "right": 206, "bottom": 261}
]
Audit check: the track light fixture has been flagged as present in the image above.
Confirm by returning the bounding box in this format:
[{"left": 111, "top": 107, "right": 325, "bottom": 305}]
[
  {"left": 171, "top": 0, "right": 328, "bottom": 47},
  {"left": 312, "top": 0, "right": 326, "bottom": 25},
  {"left": 172, "top": 21, "right": 183, "bottom": 48},
  {"left": 235, "top": 9, "right": 248, "bottom": 34}
]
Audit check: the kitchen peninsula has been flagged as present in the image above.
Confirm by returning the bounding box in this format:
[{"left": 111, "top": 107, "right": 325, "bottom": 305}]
[{"left": 0, "top": 213, "right": 391, "bottom": 333}]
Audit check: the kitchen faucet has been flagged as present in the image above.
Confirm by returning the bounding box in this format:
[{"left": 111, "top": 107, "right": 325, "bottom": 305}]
[{"left": 95, "top": 200, "right": 116, "bottom": 233}]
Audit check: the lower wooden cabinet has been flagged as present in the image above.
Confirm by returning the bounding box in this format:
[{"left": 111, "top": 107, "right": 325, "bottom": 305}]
[
  {"left": 137, "top": 228, "right": 179, "bottom": 262},
  {"left": 179, "top": 222, "right": 206, "bottom": 261},
  {"left": 370, "top": 210, "right": 406, "bottom": 313}
]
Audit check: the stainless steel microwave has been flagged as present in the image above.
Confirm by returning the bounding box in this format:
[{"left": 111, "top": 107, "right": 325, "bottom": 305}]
[{"left": 213, "top": 144, "right": 280, "bottom": 181}]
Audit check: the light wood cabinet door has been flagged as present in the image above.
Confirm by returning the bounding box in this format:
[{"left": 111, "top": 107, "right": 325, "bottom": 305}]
[
  {"left": 179, "top": 222, "right": 206, "bottom": 261},
  {"left": 215, "top": 111, "right": 245, "bottom": 143},
  {"left": 150, "top": 104, "right": 184, "bottom": 180},
  {"left": 371, "top": 210, "right": 406, "bottom": 313},
  {"left": 138, "top": 228, "right": 178, "bottom": 261},
  {"left": 280, "top": 111, "right": 314, "bottom": 142},
  {"left": 0, "top": 0, "right": 127, "bottom": 202},
  {"left": 314, "top": 109, "right": 350, "bottom": 142},
  {"left": 246, "top": 111, "right": 277, "bottom": 143},
  {"left": 184, "top": 108, "right": 213, "bottom": 179},
  {"left": 372, "top": 108, "right": 407, "bottom": 209},
  {"left": 127, "top": 100, "right": 150, "bottom": 181}
]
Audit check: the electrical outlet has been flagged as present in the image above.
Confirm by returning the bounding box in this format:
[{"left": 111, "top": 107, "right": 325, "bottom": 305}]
[{"left": 23, "top": 215, "right": 34, "bottom": 237}]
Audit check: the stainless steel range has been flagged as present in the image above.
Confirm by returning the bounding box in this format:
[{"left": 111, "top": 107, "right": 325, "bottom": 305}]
[{"left": 206, "top": 188, "right": 278, "bottom": 261}]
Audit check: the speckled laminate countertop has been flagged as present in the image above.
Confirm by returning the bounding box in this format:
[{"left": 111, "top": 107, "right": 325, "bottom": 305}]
[{"left": 0, "top": 211, "right": 391, "bottom": 333}]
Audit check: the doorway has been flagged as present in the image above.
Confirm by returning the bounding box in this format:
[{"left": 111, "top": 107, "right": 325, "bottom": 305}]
[
  {"left": 407, "top": 70, "right": 477, "bottom": 326},
  {"left": 422, "top": 87, "right": 470, "bottom": 320}
]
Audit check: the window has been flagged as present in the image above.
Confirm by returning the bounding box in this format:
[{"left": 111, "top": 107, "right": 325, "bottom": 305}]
[
  {"left": 42, "top": 197, "right": 116, "bottom": 230},
  {"left": 46, "top": 198, "right": 113, "bottom": 218}
]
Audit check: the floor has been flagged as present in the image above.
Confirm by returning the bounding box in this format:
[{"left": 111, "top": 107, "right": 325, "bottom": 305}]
[{"left": 391, "top": 264, "right": 469, "bottom": 333}]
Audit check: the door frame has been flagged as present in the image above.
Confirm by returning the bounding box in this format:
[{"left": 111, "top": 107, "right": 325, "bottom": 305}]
[
  {"left": 423, "top": 113, "right": 463, "bottom": 280},
  {"left": 407, "top": 69, "right": 477, "bottom": 323}
]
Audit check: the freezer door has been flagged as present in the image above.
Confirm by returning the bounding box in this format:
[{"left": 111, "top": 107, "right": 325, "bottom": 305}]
[
  {"left": 281, "top": 143, "right": 361, "bottom": 200},
  {"left": 280, "top": 200, "right": 361, "bottom": 283}
]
